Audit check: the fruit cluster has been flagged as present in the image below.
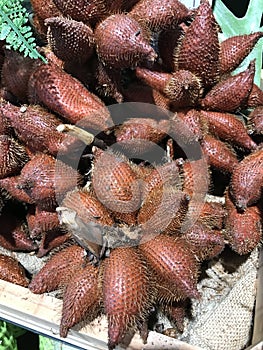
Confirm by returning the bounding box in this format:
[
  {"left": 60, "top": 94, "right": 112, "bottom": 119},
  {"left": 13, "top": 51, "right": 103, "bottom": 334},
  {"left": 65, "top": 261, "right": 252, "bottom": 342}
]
[{"left": 0, "top": 0, "right": 262, "bottom": 349}]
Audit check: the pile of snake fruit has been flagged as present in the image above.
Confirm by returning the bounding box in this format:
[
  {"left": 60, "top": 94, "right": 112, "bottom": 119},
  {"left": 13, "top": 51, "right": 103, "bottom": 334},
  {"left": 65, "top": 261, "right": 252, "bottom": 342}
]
[{"left": 0, "top": 0, "right": 262, "bottom": 348}]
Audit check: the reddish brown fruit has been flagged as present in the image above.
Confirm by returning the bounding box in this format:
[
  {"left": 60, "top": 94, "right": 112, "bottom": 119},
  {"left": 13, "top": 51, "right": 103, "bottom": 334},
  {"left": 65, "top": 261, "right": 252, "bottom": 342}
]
[
  {"left": 139, "top": 234, "right": 199, "bottom": 300},
  {"left": 30, "top": 0, "right": 61, "bottom": 21},
  {"left": 141, "top": 161, "right": 181, "bottom": 200},
  {"left": 95, "top": 63, "right": 123, "bottom": 102},
  {"left": 158, "top": 27, "right": 184, "bottom": 71},
  {"left": 181, "top": 158, "right": 210, "bottom": 232},
  {"left": 53, "top": 0, "right": 106, "bottom": 25},
  {"left": 37, "top": 230, "right": 71, "bottom": 257},
  {"left": 26, "top": 207, "right": 61, "bottom": 238},
  {"left": 182, "top": 159, "right": 210, "bottom": 199},
  {"left": 0, "top": 135, "right": 28, "bottom": 179},
  {"left": 165, "top": 70, "right": 203, "bottom": 108},
  {"left": 247, "top": 83, "right": 263, "bottom": 107},
  {"left": 198, "top": 201, "right": 226, "bottom": 230},
  {"left": 92, "top": 149, "right": 141, "bottom": 225},
  {"left": 225, "top": 191, "right": 262, "bottom": 254},
  {"left": 29, "top": 245, "right": 86, "bottom": 293},
  {"left": 2, "top": 103, "right": 83, "bottom": 156},
  {"left": 62, "top": 189, "right": 114, "bottom": 227},
  {"left": 201, "top": 135, "right": 238, "bottom": 173},
  {"left": 138, "top": 186, "right": 189, "bottom": 236},
  {"left": 129, "top": 0, "right": 189, "bottom": 31},
  {"left": 201, "top": 61, "right": 255, "bottom": 112},
  {"left": 248, "top": 106, "right": 263, "bottom": 134},
  {"left": 135, "top": 68, "right": 202, "bottom": 108},
  {"left": 200, "top": 110, "right": 257, "bottom": 150},
  {"left": 163, "top": 300, "right": 188, "bottom": 333},
  {"left": 135, "top": 67, "right": 171, "bottom": 93},
  {"left": 220, "top": 32, "right": 263, "bottom": 75},
  {"left": 229, "top": 148, "right": 263, "bottom": 210},
  {"left": 1, "top": 49, "right": 37, "bottom": 103},
  {"left": 177, "top": 109, "right": 203, "bottom": 141},
  {"left": 46, "top": 17, "right": 95, "bottom": 63},
  {"left": 0, "top": 102, "right": 12, "bottom": 135},
  {"left": 0, "top": 176, "right": 34, "bottom": 204},
  {"left": 104, "top": 0, "right": 140, "bottom": 12},
  {"left": 0, "top": 254, "right": 28, "bottom": 287},
  {"left": 184, "top": 222, "right": 225, "bottom": 261},
  {"left": 60, "top": 262, "right": 100, "bottom": 337},
  {"left": 28, "top": 63, "right": 113, "bottom": 131},
  {"left": 0, "top": 210, "right": 37, "bottom": 251},
  {"left": 122, "top": 82, "right": 171, "bottom": 109},
  {"left": 94, "top": 14, "right": 157, "bottom": 69},
  {"left": 103, "top": 247, "right": 151, "bottom": 349},
  {"left": 115, "top": 118, "right": 170, "bottom": 156},
  {"left": 18, "top": 153, "right": 79, "bottom": 209},
  {"left": 174, "top": 0, "right": 220, "bottom": 89},
  {"left": 61, "top": 189, "right": 114, "bottom": 255}
]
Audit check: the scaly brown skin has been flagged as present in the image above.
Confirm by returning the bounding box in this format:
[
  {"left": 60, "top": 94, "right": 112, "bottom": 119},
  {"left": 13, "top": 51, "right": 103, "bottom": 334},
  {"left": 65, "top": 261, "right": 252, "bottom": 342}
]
[
  {"left": 1, "top": 102, "right": 83, "bottom": 156},
  {"left": 229, "top": 148, "right": 263, "bottom": 211},
  {"left": 248, "top": 106, "right": 263, "bottom": 135},
  {"left": 0, "top": 254, "right": 29, "bottom": 287},
  {"left": 224, "top": 190, "right": 262, "bottom": 255},
  {"left": 174, "top": 0, "right": 220, "bottom": 89},
  {"left": 130, "top": 0, "right": 190, "bottom": 31},
  {"left": 29, "top": 245, "right": 87, "bottom": 293},
  {"left": 139, "top": 234, "right": 200, "bottom": 301},
  {"left": 0, "top": 135, "right": 29, "bottom": 179},
  {"left": 219, "top": 32, "right": 263, "bottom": 75},
  {"left": 94, "top": 14, "right": 157, "bottom": 69},
  {"left": 103, "top": 247, "right": 152, "bottom": 349},
  {"left": 0, "top": 0, "right": 263, "bottom": 348},
  {"left": 201, "top": 134, "right": 239, "bottom": 173},
  {"left": 60, "top": 262, "right": 100, "bottom": 338},
  {"left": 45, "top": 17, "right": 95, "bottom": 63},
  {"left": 200, "top": 110, "right": 257, "bottom": 151}
]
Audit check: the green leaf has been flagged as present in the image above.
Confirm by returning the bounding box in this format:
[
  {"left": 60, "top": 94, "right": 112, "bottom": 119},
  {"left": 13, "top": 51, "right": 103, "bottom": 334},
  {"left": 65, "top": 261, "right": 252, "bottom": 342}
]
[
  {"left": 0, "top": 0, "right": 47, "bottom": 63},
  {"left": 0, "top": 23, "right": 11, "bottom": 39},
  {"left": 213, "top": 0, "right": 263, "bottom": 86}
]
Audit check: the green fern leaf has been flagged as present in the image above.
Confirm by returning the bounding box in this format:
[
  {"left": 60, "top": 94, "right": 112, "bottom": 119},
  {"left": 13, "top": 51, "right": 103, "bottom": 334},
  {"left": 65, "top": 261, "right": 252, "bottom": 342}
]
[{"left": 0, "top": 0, "right": 47, "bottom": 62}]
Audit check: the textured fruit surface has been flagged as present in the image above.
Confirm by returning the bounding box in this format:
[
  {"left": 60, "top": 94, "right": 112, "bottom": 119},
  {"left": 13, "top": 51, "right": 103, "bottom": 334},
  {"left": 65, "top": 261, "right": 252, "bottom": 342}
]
[
  {"left": 201, "top": 61, "right": 255, "bottom": 112},
  {"left": 0, "top": 214, "right": 37, "bottom": 252},
  {"left": 130, "top": 0, "right": 189, "bottom": 30},
  {"left": 29, "top": 245, "right": 86, "bottom": 293},
  {"left": 92, "top": 149, "right": 141, "bottom": 216},
  {"left": 248, "top": 106, "right": 263, "bottom": 134},
  {"left": 174, "top": 0, "right": 220, "bottom": 89},
  {"left": 225, "top": 191, "right": 262, "bottom": 254},
  {"left": 201, "top": 135, "right": 238, "bottom": 173},
  {"left": 103, "top": 247, "right": 151, "bottom": 349},
  {"left": 115, "top": 118, "right": 170, "bottom": 156},
  {"left": 18, "top": 153, "right": 79, "bottom": 209},
  {"left": 200, "top": 110, "right": 257, "bottom": 150},
  {"left": 60, "top": 262, "right": 100, "bottom": 337},
  {"left": 165, "top": 70, "right": 202, "bottom": 108},
  {"left": 0, "top": 135, "right": 28, "bottom": 179},
  {"left": 46, "top": 17, "right": 94, "bottom": 63},
  {"left": 230, "top": 148, "right": 263, "bottom": 210},
  {"left": 140, "top": 234, "right": 199, "bottom": 300},
  {"left": 95, "top": 14, "right": 156, "bottom": 68},
  {"left": 0, "top": 254, "right": 29, "bottom": 287},
  {"left": 28, "top": 63, "right": 112, "bottom": 130},
  {"left": 220, "top": 32, "right": 263, "bottom": 75},
  {"left": 184, "top": 222, "right": 225, "bottom": 261},
  {"left": 138, "top": 186, "right": 188, "bottom": 235},
  {"left": 2, "top": 103, "right": 82, "bottom": 156}
]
